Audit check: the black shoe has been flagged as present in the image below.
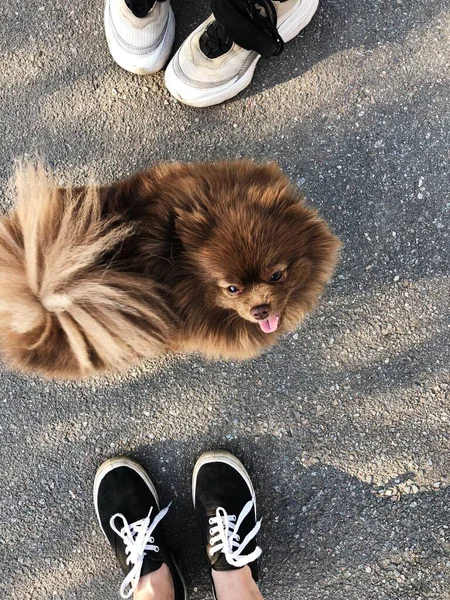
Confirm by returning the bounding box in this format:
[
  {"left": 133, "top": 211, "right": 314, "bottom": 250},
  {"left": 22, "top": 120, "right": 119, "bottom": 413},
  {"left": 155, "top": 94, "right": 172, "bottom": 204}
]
[
  {"left": 192, "top": 450, "right": 262, "bottom": 598},
  {"left": 94, "top": 457, "right": 186, "bottom": 599}
]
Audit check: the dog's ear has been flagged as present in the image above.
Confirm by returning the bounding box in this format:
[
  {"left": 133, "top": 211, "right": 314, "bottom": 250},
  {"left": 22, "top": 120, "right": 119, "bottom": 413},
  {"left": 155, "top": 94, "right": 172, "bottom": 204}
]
[
  {"left": 284, "top": 200, "right": 342, "bottom": 263},
  {"left": 175, "top": 206, "right": 213, "bottom": 248}
]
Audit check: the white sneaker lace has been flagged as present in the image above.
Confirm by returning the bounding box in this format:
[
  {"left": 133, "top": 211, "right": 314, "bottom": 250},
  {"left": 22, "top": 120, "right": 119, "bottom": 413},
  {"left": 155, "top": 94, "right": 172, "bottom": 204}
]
[
  {"left": 208, "top": 495, "right": 262, "bottom": 567},
  {"left": 109, "top": 502, "right": 171, "bottom": 599}
]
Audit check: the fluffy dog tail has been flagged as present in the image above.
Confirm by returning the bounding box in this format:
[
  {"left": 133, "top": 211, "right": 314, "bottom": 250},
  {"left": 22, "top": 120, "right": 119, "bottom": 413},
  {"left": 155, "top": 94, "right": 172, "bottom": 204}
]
[{"left": 0, "top": 162, "right": 172, "bottom": 378}]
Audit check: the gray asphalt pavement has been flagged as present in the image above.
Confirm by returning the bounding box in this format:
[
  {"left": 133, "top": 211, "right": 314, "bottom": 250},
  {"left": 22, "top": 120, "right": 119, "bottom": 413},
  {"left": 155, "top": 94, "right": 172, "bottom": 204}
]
[{"left": 0, "top": 1, "right": 449, "bottom": 599}]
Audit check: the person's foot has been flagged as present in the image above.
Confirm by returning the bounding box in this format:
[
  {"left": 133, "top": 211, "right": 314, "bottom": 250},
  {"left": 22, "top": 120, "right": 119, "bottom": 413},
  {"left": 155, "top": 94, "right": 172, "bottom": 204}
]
[
  {"left": 165, "top": 0, "right": 319, "bottom": 107},
  {"left": 94, "top": 457, "right": 186, "bottom": 599},
  {"left": 104, "top": 0, "right": 175, "bottom": 74},
  {"left": 192, "top": 450, "right": 262, "bottom": 598}
]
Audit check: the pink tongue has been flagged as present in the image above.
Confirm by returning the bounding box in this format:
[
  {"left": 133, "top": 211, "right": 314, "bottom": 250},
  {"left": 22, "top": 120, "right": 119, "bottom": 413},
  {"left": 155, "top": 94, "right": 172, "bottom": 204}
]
[{"left": 259, "top": 315, "right": 279, "bottom": 334}]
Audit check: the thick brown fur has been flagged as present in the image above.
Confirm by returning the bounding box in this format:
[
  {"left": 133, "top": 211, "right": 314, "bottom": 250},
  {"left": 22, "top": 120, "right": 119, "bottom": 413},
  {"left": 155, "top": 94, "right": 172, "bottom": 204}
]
[{"left": 0, "top": 160, "right": 340, "bottom": 379}]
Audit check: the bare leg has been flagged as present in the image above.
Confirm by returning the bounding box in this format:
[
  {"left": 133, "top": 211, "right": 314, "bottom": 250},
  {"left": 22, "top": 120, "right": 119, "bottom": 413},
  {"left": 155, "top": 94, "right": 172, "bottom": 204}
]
[
  {"left": 134, "top": 564, "right": 175, "bottom": 600},
  {"left": 212, "top": 566, "right": 265, "bottom": 600}
]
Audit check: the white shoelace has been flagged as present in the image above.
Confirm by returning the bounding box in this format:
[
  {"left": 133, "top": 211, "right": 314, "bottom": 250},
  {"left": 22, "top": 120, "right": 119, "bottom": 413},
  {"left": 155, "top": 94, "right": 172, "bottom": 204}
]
[
  {"left": 208, "top": 495, "right": 262, "bottom": 567},
  {"left": 109, "top": 502, "right": 171, "bottom": 599}
]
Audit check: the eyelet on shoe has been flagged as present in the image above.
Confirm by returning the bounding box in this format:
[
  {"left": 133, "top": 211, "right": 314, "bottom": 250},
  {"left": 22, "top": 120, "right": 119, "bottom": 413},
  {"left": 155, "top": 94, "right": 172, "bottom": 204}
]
[
  {"left": 209, "top": 528, "right": 214, "bottom": 535},
  {"left": 155, "top": 546, "right": 160, "bottom": 552},
  {"left": 209, "top": 518, "right": 214, "bottom": 524},
  {"left": 149, "top": 537, "right": 154, "bottom": 543}
]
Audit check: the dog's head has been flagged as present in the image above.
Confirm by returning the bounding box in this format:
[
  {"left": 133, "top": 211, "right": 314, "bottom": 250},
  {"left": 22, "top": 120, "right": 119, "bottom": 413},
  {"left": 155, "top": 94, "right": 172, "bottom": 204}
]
[{"left": 176, "top": 161, "right": 340, "bottom": 334}]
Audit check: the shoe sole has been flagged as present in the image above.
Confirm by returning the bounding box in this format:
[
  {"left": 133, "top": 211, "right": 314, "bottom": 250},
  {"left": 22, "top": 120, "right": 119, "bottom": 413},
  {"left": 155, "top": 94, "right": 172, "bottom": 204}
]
[
  {"left": 104, "top": 0, "right": 175, "bottom": 75},
  {"left": 165, "top": 0, "right": 319, "bottom": 107},
  {"left": 93, "top": 457, "right": 187, "bottom": 600}
]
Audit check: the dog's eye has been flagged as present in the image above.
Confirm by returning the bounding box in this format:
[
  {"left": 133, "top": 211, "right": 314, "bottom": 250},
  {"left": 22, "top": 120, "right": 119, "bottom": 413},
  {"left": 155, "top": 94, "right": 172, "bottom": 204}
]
[
  {"left": 270, "top": 271, "right": 283, "bottom": 282},
  {"left": 227, "top": 286, "right": 240, "bottom": 294}
]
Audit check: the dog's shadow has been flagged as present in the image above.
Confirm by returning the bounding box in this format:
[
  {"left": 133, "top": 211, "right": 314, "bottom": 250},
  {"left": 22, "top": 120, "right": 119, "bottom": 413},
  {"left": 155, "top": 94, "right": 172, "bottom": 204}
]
[{"left": 1, "top": 299, "right": 447, "bottom": 599}]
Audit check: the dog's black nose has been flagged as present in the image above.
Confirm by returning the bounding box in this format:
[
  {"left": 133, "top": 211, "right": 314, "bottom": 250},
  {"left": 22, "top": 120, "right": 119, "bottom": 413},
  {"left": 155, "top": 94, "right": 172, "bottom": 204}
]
[{"left": 250, "top": 304, "right": 271, "bottom": 320}]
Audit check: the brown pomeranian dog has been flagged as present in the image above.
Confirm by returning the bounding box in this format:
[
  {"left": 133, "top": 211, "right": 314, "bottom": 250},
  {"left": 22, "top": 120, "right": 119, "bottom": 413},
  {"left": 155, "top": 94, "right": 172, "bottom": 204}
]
[{"left": 0, "top": 160, "right": 340, "bottom": 379}]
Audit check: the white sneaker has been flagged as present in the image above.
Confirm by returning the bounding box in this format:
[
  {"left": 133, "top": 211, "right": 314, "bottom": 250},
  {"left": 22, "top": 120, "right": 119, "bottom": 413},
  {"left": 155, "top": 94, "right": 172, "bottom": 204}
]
[
  {"left": 104, "top": 0, "right": 175, "bottom": 75},
  {"left": 165, "top": 0, "right": 319, "bottom": 107}
]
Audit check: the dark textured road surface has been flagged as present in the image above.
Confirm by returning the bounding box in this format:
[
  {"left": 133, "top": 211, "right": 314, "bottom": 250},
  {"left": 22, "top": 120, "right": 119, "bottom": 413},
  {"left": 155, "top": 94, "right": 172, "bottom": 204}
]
[{"left": 0, "top": 1, "right": 449, "bottom": 599}]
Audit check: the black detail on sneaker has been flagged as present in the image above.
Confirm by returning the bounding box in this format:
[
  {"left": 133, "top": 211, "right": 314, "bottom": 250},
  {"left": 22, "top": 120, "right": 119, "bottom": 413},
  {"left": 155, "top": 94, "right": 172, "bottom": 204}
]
[
  {"left": 210, "top": 0, "right": 284, "bottom": 59},
  {"left": 125, "top": 0, "right": 163, "bottom": 19},
  {"left": 94, "top": 459, "right": 186, "bottom": 600},
  {"left": 192, "top": 451, "right": 262, "bottom": 584},
  {"left": 200, "top": 21, "right": 233, "bottom": 59}
]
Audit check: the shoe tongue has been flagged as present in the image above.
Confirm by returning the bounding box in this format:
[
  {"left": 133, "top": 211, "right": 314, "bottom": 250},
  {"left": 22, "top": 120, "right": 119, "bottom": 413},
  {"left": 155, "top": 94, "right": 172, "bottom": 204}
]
[
  {"left": 139, "top": 520, "right": 168, "bottom": 577},
  {"left": 199, "top": 21, "right": 233, "bottom": 59},
  {"left": 203, "top": 513, "right": 234, "bottom": 572},
  {"left": 140, "top": 554, "right": 164, "bottom": 577},
  {"left": 212, "top": 552, "right": 238, "bottom": 571}
]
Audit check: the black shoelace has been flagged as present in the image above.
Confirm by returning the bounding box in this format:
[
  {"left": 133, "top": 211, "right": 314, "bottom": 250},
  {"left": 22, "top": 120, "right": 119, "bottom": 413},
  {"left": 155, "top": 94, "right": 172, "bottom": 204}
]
[
  {"left": 202, "top": 0, "right": 284, "bottom": 59},
  {"left": 125, "top": 0, "right": 165, "bottom": 19},
  {"left": 200, "top": 21, "right": 234, "bottom": 59}
]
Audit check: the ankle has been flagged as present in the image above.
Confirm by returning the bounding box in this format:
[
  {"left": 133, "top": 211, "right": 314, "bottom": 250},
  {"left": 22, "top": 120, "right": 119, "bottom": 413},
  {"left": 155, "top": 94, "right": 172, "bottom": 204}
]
[
  {"left": 212, "top": 566, "right": 264, "bottom": 600},
  {"left": 133, "top": 563, "right": 175, "bottom": 600}
]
